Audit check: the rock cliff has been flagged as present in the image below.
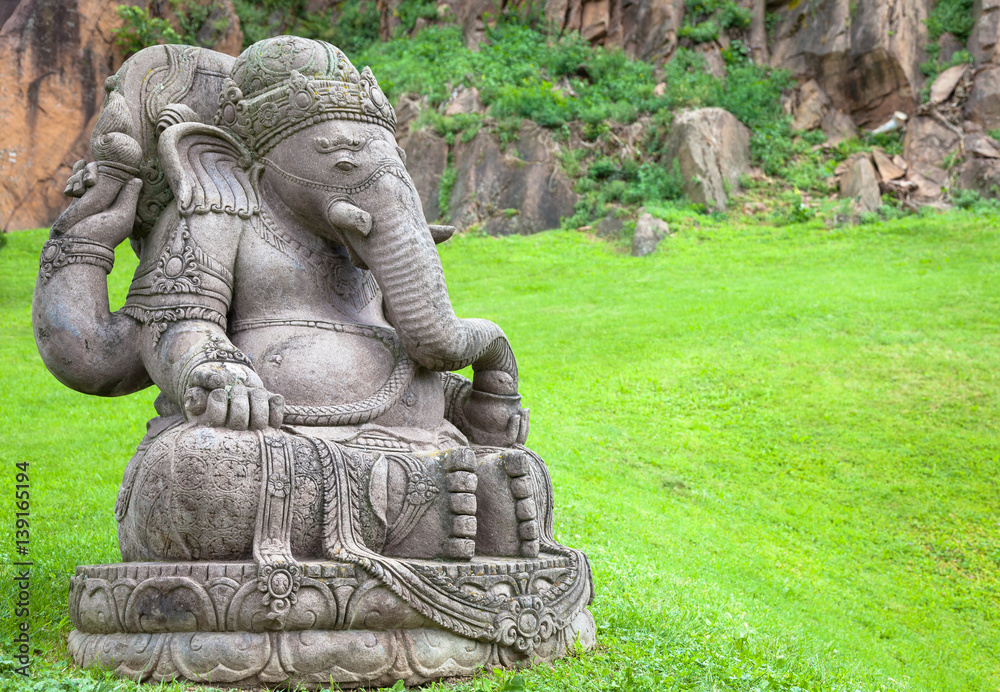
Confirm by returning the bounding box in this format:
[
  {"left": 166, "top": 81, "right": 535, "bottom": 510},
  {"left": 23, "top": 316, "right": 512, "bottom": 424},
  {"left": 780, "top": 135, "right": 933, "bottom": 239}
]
[{"left": 5, "top": 0, "right": 1000, "bottom": 232}]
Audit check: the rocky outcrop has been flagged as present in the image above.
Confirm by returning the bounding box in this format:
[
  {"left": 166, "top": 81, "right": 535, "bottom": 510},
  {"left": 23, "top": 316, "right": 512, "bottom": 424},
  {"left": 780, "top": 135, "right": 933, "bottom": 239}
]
[
  {"left": 0, "top": 0, "right": 243, "bottom": 232},
  {"left": 0, "top": 0, "right": 138, "bottom": 231},
  {"left": 962, "top": 1, "right": 1000, "bottom": 129},
  {"left": 903, "top": 115, "right": 961, "bottom": 192},
  {"left": 967, "top": 65, "right": 1000, "bottom": 129},
  {"left": 769, "top": 0, "right": 930, "bottom": 128},
  {"left": 790, "top": 79, "right": 857, "bottom": 144},
  {"left": 956, "top": 125, "right": 1000, "bottom": 198},
  {"left": 400, "top": 128, "right": 449, "bottom": 223},
  {"left": 447, "top": 122, "right": 577, "bottom": 234},
  {"left": 663, "top": 108, "right": 751, "bottom": 212},
  {"left": 428, "top": 0, "right": 686, "bottom": 62}
]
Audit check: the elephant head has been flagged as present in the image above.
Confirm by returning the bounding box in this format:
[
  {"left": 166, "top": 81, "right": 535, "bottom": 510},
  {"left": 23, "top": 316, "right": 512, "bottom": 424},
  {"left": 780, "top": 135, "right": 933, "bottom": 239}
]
[{"left": 156, "top": 36, "right": 526, "bottom": 443}]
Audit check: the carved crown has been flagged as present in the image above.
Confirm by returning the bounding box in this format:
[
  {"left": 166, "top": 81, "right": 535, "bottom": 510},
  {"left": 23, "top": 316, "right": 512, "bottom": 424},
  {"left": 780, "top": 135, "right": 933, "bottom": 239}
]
[{"left": 214, "top": 36, "right": 396, "bottom": 154}]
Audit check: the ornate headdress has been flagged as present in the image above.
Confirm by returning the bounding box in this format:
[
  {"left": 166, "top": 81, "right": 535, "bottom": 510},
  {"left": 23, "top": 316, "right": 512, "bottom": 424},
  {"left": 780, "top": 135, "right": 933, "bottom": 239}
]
[{"left": 215, "top": 36, "right": 396, "bottom": 155}]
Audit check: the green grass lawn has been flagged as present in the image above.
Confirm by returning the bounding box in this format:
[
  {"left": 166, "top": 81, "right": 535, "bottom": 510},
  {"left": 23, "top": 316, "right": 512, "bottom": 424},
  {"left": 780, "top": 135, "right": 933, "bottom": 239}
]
[{"left": 2, "top": 211, "right": 999, "bottom": 691}]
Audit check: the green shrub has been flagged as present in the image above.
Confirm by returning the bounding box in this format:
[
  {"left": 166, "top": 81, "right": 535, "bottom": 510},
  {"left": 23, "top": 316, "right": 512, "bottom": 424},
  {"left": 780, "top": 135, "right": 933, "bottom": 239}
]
[
  {"left": 681, "top": 0, "right": 750, "bottom": 42},
  {"left": 635, "top": 160, "right": 685, "bottom": 203},
  {"left": 719, "top": 3, "right": 752, "bottom": 30},
  {"left": 416, "top": 111, "right": 483, "bottom": 145},
  {"left": 438, "top": 160, "right": 457, "bottom": 221},
  {"left": 113, "top": 6, "right": 182, "bottom": 56},
  {"left": 681, "top": 19, "right": 721, "bottom": 43},
  {"left": 396, "top": 0, "right": 439, "bottom": 34},
  {"left": 234, "top": 0, "right": 380, "bottom": 54},
  {"left": 925, "top": 0, "right": 975, "bottom": 42}
]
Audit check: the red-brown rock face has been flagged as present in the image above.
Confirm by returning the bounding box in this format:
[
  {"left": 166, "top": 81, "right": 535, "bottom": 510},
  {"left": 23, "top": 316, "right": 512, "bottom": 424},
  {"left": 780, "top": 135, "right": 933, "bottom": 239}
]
[
  {"left": 0, "top": 0, "right": 135, "bottom": 231},
  {"left": 0, "top": 0, "right": 243, "bottom": 232},
  {"left": 768, "top": 0, "right": 931, "bottom": 128}
]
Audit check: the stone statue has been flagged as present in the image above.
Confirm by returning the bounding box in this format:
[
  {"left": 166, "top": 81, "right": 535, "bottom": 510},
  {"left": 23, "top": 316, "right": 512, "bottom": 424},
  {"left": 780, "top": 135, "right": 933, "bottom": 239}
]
[{"left": 32, "top": 37, "right": 594, "bottom": 688}]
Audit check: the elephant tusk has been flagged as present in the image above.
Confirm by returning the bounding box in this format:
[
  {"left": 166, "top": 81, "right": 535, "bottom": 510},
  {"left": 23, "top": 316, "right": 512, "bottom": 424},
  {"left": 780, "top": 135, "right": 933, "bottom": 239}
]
[
  {"left": 327, "top": 200, "right": 373, "bottom": 237},
  {"left": 428, "top": 225, "right": 456, "bottom": 244}
]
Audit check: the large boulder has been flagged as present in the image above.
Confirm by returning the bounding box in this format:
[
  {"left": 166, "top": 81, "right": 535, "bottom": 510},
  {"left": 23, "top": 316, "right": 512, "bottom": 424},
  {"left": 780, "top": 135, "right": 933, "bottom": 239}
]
[
  {"left": 792, "top": 79, "right": 832, "bottom": 132},
  {"left": 447, "top": 122, "right": 577, "bottom": 235},
  {"left": 663, "top": 108, "right": 751, "bottom": 212},
  {"left": 962, "top": 1, "right": 1000, "bottom": 128},
  {"left": 967, "top": 65, "right": 1000, "bottom": 130},
  {"left": 399, "top": 128, "right": 449, "bottom": 223},
  {"left": 957, "top": 157, "right": 1000, "bottom": 197},
  {"left": 0, "top": 0, "right": 135, "bottom": 231},
  {"left": 790, "top": 79, "right": 857, "bottom": 143},
  {"left": 768, "top": 0, "right": 931, "bottom": 128},
  {"left": 955, "top": 127, "right": 1000, "bottom": 198},
  {"left": 903, "top": 115, "right": 961, "bottom": 175}
]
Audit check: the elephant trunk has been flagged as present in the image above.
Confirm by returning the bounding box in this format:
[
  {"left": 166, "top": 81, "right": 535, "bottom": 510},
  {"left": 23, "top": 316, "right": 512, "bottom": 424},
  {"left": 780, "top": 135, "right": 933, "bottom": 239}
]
[{"left": 347, "top": 168, "right": 518, "bottom": 395}]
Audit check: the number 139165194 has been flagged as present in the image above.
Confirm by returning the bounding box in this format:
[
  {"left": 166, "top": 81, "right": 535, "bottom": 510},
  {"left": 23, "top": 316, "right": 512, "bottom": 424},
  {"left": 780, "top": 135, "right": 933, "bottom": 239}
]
[{"left": 14, "top": 461, "right": 29, "bottom": 557}]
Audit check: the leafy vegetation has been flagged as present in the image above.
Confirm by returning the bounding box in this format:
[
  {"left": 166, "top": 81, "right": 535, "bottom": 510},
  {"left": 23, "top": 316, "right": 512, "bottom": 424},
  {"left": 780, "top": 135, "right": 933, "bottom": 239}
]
[
  {"left": 4, "top": 210, "right": 1000, "bottom": 690},
  {"left": 234, "top": 0, "right": 379, "bottom": 54},
  {"left": 919, "top": 0, "right": 976, "bottom": 93},
  {"left": 925, "top": 0, "right": 976, "bottom": 43},
  {"left": 107, "top": 0, "right": 986, "bottom": 229},
  {"left": 681, "top": 0, "right": 752, "bottom": 43},
  {"left": 112, "top": 5, "right": 181, "bottom": 56}
]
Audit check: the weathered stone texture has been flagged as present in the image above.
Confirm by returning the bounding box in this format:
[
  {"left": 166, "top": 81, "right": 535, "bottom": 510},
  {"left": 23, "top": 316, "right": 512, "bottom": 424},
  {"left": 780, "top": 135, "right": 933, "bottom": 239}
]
[
  {"left": 768, "top": 0, "right": 931, "bottom": 128},
  {"left": 0, "top": 0, "right": 244, "bottom": 232},
  {"left": 663, "top": 108, "right": 751, "bottom": 212},
  {"left": 837, "top": 153, "right": 881, "bottom": 214},
  {"left": 448, "top": 123, "right": 577, "bottom": 234},
  {"left": 0, "top": 0, "right": 134, "bottom": 231},
  {"left": 631, "top": 212, "right": 668, "bottom": 257},
  {"left": 399, "top": 128, "right": 449, "bottom": 223}
]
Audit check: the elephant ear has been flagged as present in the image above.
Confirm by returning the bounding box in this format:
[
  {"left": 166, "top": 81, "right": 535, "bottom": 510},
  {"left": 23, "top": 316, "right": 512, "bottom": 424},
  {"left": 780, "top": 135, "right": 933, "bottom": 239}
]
[{"left": 158, "top": 122, "right": 259, "bottom": 218}]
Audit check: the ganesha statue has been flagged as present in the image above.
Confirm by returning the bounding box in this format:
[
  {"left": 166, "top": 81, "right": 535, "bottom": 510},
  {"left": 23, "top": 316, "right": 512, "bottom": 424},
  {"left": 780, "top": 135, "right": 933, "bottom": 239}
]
[{"left": 32, "top": 36, "right": 594, "bottom": 688}]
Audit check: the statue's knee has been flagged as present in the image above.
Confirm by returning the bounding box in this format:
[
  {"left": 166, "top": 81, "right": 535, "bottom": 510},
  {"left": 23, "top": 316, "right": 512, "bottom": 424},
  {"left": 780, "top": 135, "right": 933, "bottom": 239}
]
[{"left": 118, "top": 423, "right": 263, "bottom": 561}]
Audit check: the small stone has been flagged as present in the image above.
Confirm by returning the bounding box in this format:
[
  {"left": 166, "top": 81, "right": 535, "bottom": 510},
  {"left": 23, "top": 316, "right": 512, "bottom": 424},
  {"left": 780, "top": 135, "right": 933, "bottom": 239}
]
[
  {"left": 929, "top": 64, "right": 968, "bottom": 105},
  {"left": 631, "top": 213, "right": 669, "bottom": 257},
  {"left": 443, "top": 87, "right": 482, "bottom": 116},
  {"left": 872, "top": 148, "right": 905, "bottom": 181}
]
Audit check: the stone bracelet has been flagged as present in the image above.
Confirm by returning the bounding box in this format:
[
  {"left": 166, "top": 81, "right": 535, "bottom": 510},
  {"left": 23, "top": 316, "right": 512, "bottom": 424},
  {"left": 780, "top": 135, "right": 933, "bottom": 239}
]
[{"left": 38, "top": 237, "right": 115, "bottom": 284}]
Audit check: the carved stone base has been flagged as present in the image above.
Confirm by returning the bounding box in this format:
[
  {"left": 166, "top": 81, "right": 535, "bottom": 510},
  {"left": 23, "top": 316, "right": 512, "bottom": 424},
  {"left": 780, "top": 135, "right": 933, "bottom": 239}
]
[{"left": 67, "top": 558, "right": 596, "bottom": 688}]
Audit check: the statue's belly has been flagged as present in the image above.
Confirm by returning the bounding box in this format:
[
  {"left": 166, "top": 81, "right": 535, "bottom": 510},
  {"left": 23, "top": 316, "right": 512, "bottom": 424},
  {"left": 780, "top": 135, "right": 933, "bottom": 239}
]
[{"left": 231, "top": 323, "right": 445, "bottom": 428}]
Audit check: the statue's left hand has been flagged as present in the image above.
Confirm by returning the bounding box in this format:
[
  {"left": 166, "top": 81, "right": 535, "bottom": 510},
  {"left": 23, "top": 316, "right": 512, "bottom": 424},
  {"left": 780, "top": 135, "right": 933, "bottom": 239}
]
[
  {"left": 461, "top": 388, "right": 530, "bottom": 447},
  {"left": 182, "top": 362, "right": 285, "bottom": 431},
  {"left": 50, "top": 161, "right": 142, "bottom": 246}
]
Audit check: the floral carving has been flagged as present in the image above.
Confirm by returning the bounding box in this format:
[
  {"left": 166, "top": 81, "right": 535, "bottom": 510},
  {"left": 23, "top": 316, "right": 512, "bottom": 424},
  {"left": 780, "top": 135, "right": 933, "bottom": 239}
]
[
  {"left": 493, "top": 595, "right": 557, "bottom": 654},
  {"left": 152, "top": 225, "right": 200, "bottom": 294}
]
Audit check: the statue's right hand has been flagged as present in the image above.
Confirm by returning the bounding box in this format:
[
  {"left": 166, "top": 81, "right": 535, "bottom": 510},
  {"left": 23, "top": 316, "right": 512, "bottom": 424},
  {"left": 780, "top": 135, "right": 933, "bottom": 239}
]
[
  {"left": 51, "top": 161, "right": 142, "bottom": 246},
  {"left": 182, "top": 362, "right": 285, "bottom": 431}
]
